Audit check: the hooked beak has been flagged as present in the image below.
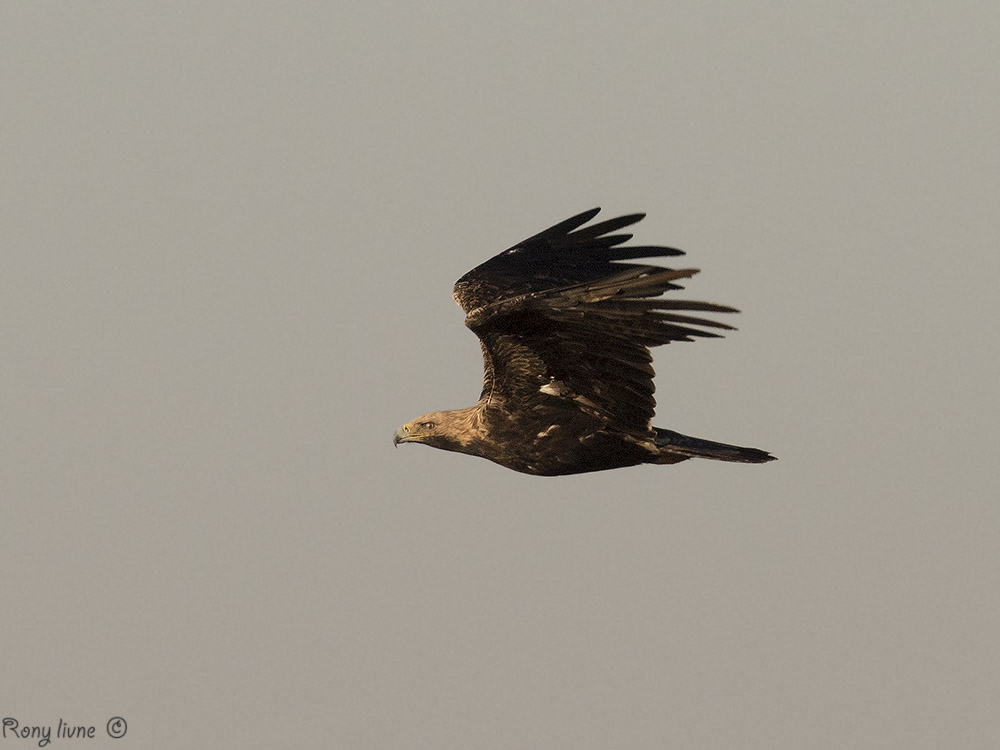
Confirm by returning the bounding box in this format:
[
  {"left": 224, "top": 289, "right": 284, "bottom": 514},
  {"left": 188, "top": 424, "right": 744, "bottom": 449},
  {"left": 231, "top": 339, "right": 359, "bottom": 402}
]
[{"left": 393, "top": 426, "right": 409, "bottom": 447}]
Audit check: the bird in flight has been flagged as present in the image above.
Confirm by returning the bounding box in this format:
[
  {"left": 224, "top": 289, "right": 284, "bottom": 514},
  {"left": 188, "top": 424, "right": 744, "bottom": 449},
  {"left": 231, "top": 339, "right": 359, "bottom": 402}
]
[{"left": 394, "top": 208, "right": 775, "bottom": 475}]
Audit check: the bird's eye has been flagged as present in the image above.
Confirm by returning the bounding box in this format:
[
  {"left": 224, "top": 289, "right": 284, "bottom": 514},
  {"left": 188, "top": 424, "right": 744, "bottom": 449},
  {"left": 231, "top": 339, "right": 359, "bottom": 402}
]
[{"left": 420, "top": 421, "right": 435, "bottom": 430}]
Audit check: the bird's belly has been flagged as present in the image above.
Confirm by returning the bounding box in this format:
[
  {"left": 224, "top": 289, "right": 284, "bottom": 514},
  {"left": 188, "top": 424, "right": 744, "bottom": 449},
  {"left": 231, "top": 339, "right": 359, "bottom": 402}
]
[{"left": 492, "top": 426, "right": 653, "bottom": 476}]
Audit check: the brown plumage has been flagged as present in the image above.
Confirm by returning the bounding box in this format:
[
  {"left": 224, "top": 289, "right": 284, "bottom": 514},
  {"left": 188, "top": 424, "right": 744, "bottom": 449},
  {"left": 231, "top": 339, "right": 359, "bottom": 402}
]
[{"left": 393, "top": 208, "right": 775, "bottom": 475}]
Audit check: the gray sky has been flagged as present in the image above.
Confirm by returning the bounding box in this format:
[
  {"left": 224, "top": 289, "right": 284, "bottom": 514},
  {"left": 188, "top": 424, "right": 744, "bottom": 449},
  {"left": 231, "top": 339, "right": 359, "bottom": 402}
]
[{"left": 2, "top": 2, "right": 998, "bottom": 748}]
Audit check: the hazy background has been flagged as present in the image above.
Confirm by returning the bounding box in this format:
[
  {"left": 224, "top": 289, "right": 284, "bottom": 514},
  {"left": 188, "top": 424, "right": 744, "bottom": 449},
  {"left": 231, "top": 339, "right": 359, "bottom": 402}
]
[{"left": 2, "top": 2, "right": 997, "bottom": 748}]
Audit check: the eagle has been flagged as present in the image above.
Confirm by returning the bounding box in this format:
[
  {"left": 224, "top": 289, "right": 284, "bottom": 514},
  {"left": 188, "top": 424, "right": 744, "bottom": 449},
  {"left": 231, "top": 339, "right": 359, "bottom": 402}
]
[{"left": 394, "top": 208, "right": 775, "bottom": 475}]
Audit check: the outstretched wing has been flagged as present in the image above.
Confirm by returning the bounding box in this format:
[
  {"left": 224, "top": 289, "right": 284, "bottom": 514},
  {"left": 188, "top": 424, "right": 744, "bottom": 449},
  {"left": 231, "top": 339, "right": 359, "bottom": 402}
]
[
  {"left": 456, "top": 209, "right": 738, "bottom": 433},
  {"left": 453, "top": 208, "right": 683, "bottom": 314}
]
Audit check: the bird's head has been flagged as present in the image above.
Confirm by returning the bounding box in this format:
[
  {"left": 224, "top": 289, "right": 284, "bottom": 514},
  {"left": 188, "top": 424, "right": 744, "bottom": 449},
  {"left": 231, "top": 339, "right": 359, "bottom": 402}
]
[
  {"left": 393, "top": 412, "right": 446, "bottom": 448},
  {"left": 393, "top": 407, "right": 481, "bottom": 454}
]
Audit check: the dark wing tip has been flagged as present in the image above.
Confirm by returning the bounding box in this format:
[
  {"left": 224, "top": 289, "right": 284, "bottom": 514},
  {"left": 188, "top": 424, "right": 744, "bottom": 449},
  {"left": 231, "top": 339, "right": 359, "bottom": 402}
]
[
  {"left": 540, "top": 207, "right": 602, "bottom": 238},
  {"left": 571, "top": 212, "right": 646, "bottom": 241}
]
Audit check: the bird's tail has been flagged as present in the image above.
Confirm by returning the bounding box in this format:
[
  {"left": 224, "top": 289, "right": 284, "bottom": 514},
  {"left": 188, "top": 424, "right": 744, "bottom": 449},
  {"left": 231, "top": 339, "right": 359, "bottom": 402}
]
[{"left": 653, "top": 428, "right": 776, "bottom": 464}]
